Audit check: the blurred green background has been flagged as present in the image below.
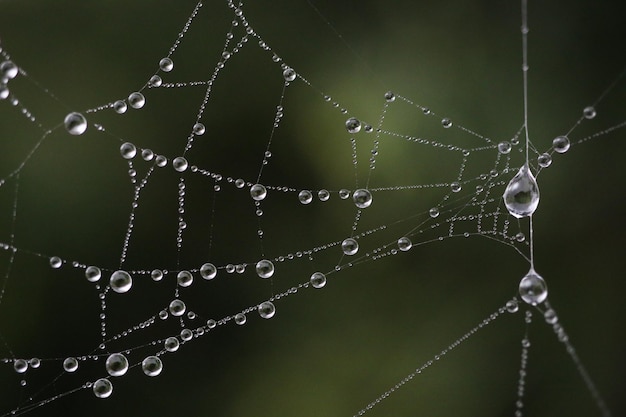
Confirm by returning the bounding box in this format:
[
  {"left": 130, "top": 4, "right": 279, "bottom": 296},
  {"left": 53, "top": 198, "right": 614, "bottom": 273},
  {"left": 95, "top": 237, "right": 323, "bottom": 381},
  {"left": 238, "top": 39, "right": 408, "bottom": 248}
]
[{"left": 0, "top": 0, "right": 624, "bottom": 416}]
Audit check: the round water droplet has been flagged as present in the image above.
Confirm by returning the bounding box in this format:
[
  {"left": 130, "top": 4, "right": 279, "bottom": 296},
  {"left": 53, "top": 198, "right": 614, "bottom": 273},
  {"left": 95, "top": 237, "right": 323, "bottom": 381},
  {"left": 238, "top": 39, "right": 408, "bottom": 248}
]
[
  {"left": 149, "top": 75, "right": 162, "bottom": 87},
  {"left": 583, "top": 106, "right": 596, "bottom": 119},
  {"left": 128, "top": 92, "right": 145, "bottom": 109},
  {"left": 159, "top": 57, "right": 173, "bottom": 72},
  {"left": 339, "top": 189, "right": 350, "bottom": 199},
  {"left": 345, "top": 117, "right": 361, "bottom": 134},
  {"left": 49, "top": 256, "right": 62, "bottom": 269},
  {"left": 397, "top": 237, "right": 412, "bottom": 252},
  {"left": 341, "top": 238, "right": 359, "bottom": 256},
  {"left": 310, "top": 272, "right": 326, "bottom": 289},
  {"left": 450, "top": 182, "right": 462, "bottom": 193},
  {"left": 110, "top": 270, "right": 132, "bottom": 293},
  {"left": 164, "top": 337, "right": 179, "bottom": 352},
  {"left": 63, "top": 357, "right": 79, "bottom": 372},
  {"left": 384, "top": 91, "right": 396, "bottom": 102},
  {"left": 250, "top": 184, "right": 267, "bottom": 201},
  {"left": 1, "top": 61, "right": 18, "bottom": 79},
  {"left": 429, "top": 207, "right": 440, "bottom": 218},
  {"left": 258, "top": 301, "right": 276, "bottom": 319},
  {"left": 519, "top": 269, "right": 548, "bottom": 305},
  {"left": 64, "top": 112, "right": 87, "bottom": 135},
  {"left": 552, "top": 136, "right": 570, "bottom": 154},
  {"left": 503, "top": 164, "right": 540, "bottom": 219},
  {"left": 505, "top": 299, "right": 519, "bottom": 313},
  {"left": 537, "top": 153, "right": 552, "bottom": 168},
  {"left": 256, "top": 259, "right": 275, "bottom": 278},
  {"left": 172, "top": 156, "right": 188, "bottom": 172},
  {"left": 176, "top": 270, "right": 193, "bottom": 287},
  {"left": 353, "top": 189, "right": 372, "bottom": 209},
  {"left": 151, "top": 269, "right": 163, "bottom": 281},
  {"left": 13, "top": 359, "right": 27, "bottom": 373},
  {"left": 120, "top": 142, "right": 137, "bottom": 159},
  {"left": 318, "top": 189, "right": 330, "bottom": 201},
  {"left": 298, "top": 190, "right": 313, "bottom": 204},
  {"left": 169, "top": 299, "right": 186, "bottom": 316},
  {"left": 515, "top": 232, "right": 525, "bottom": 242},
  {"left": 93, "top": 378, "right": 113, "bottom": 398},
  {"left": 235, "top": 313, "right": 246, "bottom": 325},
  {"left": 0, "top": 85, "right": 9, "bottom": 100},
  {"left": 193, "top": 123, "right": 205, "bottom": 135},
  {"left": 442, "top": 118, "right": 453, "bottom": 128},
  {"left": 498, "top": 141, "right": 512, "bottom": 154},
  {"left": 105, "top": 353, "right": 128, "bottom": 377},
  {"left": 155, "top": 155, "right": 168, "bottom": 167},
  {"left": 142, "top": 356, "right": 163, "bottom": 377},
  {"left": 200, "top": 263, "right": 217, "bottom": 280},
  {"left": 85, "top": 266, "right": 101, "bottom": 282},
  {"left": 29, "top": 358, "right": 40, "bottom": 368},
  {"left": 544, "top": 308, "right": 558, "bottom": 324},
  {"left": 113, "top": 100, "right": 127, "bottom": 114},
  {"left": 282, "top": 67, "right": 296, "bottom": 81}
]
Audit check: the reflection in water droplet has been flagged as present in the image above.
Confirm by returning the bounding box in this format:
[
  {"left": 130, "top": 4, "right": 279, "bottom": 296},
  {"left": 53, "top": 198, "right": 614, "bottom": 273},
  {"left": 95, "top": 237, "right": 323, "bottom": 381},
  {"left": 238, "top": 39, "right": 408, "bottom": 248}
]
[
  {"left": 519, "top": 269, "right": 548, "bottom": 305},
  {"left": 503, "top": 164, "right": 540, "bottom": 218}
]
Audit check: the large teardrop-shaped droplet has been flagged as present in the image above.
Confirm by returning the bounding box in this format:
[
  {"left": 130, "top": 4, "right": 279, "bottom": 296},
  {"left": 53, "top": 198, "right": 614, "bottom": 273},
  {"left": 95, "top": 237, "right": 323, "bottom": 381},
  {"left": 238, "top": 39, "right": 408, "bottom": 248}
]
[
  {"left": 503, "top": 164, "right": 540, "bottom": 218},
  {"left": 519, "top": 268, "right": 548, "bottom": 305}
]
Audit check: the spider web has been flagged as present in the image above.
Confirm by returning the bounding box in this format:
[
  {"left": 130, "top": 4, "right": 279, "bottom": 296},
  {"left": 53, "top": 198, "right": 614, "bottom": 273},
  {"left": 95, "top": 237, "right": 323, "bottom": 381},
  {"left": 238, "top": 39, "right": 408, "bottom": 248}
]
[{"left": 0, "top": 0, "right": 624, "bottom": 416}]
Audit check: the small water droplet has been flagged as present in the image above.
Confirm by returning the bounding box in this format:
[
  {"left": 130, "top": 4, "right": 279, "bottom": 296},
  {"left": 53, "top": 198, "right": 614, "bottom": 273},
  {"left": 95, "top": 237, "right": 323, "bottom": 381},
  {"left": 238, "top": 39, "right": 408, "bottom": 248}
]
[
  {"left": 159, "top": 57, "right": 174, "bottom": 72},
  {"left": 113, "top": 100, "right": 127, "bottom": 114},
  {"left": 519, "top": 269, "right": 548, "bottom": 305},
  {"left": 93, "top": 378, "right": 113, "bottom": 398},
  {"left": 13, "top": 359, "right": 27, "bottom": 373},
  {"left": 235, "top": 313, "right": 246, "bottom": 325},
  {"left": 552, "top": 136, "right": 570, "bottom": 154},
  {"left": 339, "top": 189, "right": 350, "bottom": 199},
  {"left": 142, "top": 356, "right": 162, "bottom": 376},
  {"left": 450, "top": 182, "right": 462, "bottom": 193},
  {"left": 250, "top": 184, "right": 267, "bottom": 201},
  {"left": 298, "top": 190, "right": 313, "bottom": 204},
  {"left": 384, "top": 91, "right": 395, "bottom": 102},
  {"left": 537, "top": 153, "right": 552, "bottom": 168},
  {"left": 85, "top": 266, "right": 101, "bottom": 282},
  {"left": 193, "top": 123, "right": 205, "bottom": 135},
  {"left": 318, "top": 189, "right": 330, "bottom": 201},
  {"left": 429, "top": 207, "right": 440, "bottom": 218},
  {"left": 128, "top": 92, "right": 145, "bottom": 109},
  {"left": 397, "top": 237, "right": 412, "bottom": 251},
  {"left": 200, "top": 263, "right": 217, "bottom": 280},
  {"left": 176, "top": 270, "right": 193, "bottom": 287},
  {"left": 506, "top": 299, "right": 519, "bottom": 313},
  {"left": 173, "top": 156, "right": 188, "bottom": 172},
  {"left": 110, "top": 270, "right": 132, "bottom": 293},
  {"left": 1, "top": 60, "right": 18, "bottom": 79},
  {"left": 583, "top": 106, "right": 596, "bottom": 119},
  {"left": 63, "top": 357, "right": 79, "bottom": 372},
  {"left": 164, "top": 337, "right": 179, "bottom": 352},
  {"left": 498, "top": 141, "right": 512, "bottom": 154},
  {"left": 503, "top": 164, "right": 540, "bottom": 218},
  {"left": 64, "top": 112, "right": 87, "bottom": 135},
  {"left": 341, "top": 238, "right": 359, "bottom": 256},
  {"left": 282, "top": 67, "right": 296, "bottom": 82},
  {"left": 310, "top": 272, "right": 326, "bottom": 289},
  {"left": 255, "top": 259, "right": 275, "bottom": 278},
  {"left": 442, "top": 118, "right": 453, "bottom": 128},
  {"left": 345, "top": 117, "right": 361, "bottom": 134},
  {"left": 120, "top": 142, "right": 137, "bottom": 159},
  {"left": 149, "top": 75, "right": 162, "bottom": 87},
  {"left": 151, "top": 269, "right": 163, "bottom": 281},
  {"left": 49, "top": 256, "right": 62, "bottom": 269},
  {"left": 258, "top": 301, "right": 276, "bottom": 319},
  {"left": 353, "top": 189, "right": 372, "bottom": 208}
]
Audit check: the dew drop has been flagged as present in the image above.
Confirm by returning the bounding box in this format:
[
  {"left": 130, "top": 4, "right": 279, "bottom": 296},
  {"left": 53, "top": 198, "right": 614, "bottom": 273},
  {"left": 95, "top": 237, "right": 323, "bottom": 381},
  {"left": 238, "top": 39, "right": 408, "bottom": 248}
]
[
  {"left": 113, "top": 100, "right": 127, "bottom": 114},
  {"left": 310, "top": 272, "right": 326, "bottom": 289},
  {"left": 450, "top": 182, "right": 462, "bottom": 193},
  {"left": 583, "top": 106, "right": 596, "bottom": 119},
  {"left": 256, "top": 259, "right": 275, "bottom": 278},
  {"left": 164, "top": 337, "right": 180, "bottom": 352},
  {"left": 519, "top": 269, "right": 548, "bottom": 305},
  {"left": 318, "top": 189, "right": 330, "bottom": 201},
  {"left": 258, "top": 301, "right": 276, "bottom": 319},
  {"left": 13, "top": 359, "right": 27, "bottom": 373},
  {"left": 515, "top": 232, "right": 526, "bottom": 242},
  {"left": 345, "top": 117, "right": 362, "bottom": 134},
  {"left": 120, "top": 142, "right": 137, "bottom": 159},
  {"left": 298, "top": 190, "right": 313, "bottom": 204},
  {"left": 151, "top": 269, "right": 163, "bottom": 281},
  {"left": 544, "top": 308, "right": 558, "bottom": 324},
  {"left": 169, "top": 299, "right": 186, "bottom": 316},
  {"left": 64, "top": 112, "right": 87, "bottom": 135},
  {"left": 429, "top": 207, "right": 440, "bottom": 218},
  {"left": 442, "top": 118, "right": 453, "bottom": 128},
  {"left": 142, "top": 149, "right": 154, "bottom": 161},
  {"left": 498, "top": 141, "right": 512, "bottom": 154},
  {"left": 339, "top": 189, "right": 350, "bottom": 199},
  {"left": 173, "top": 156, "right": 188, "bottom": 172},
  {"left": 397, "top": 237, "right": 412, "bottom": 252},
  {"left": 142, "top": 356, "right": 163, "bottom": 377},
  {"left": 282, "top": 67, "right": 296, "bottom": 82},
  {"left": 110, "top": 270, "right": 132, "bottom": 294},
  {"left": 235, "top": 313, "right": 246, "bottom": 325},
  {"left": 552, "top": 136, "right": 570, "bottom": 154},
  {"left": 353, "top": 189, "right": 372, "bottom": 209},
  {"left": 537, "top": 153, "right": 552, "bottom": 168},
  {"left": 0, "top": 60, "right": 18, "bottom": 79},
  {"left": 0, "top": 85, "right": 8, "bottom": 100},
  {"left": 250, "top": 184, "right": 267, "bottom": 201},
  {"left": 159, "top": 57, "right": 173, "bottom": 72},
  {"left": 128, "top": 92, "right": 145, "bottom": 109},
  {"left": 85, "top": 266, "right": 101, "bottom": 282},
  {"left": 105, "top": 353, "right": 128, "bottom": 377},
  {"left": 503, "top": 164, "right": 540, "bottom": 219},
  {"left": 177, "top": 270, "right": 193, "bottom": 287},
  {"left": 384, "top": 91, "right": 396, "bottom": 102},
  {"left": 149, "top": 75, "right": 162, "bottom": 87},
  {"left": 341, "top": 238, "right": 359, "bottom": 256},
  {"left": 155, "top": 155, "right": 168, "bottom": 167},
  {"left": 63, "top": 357, "right": 79, "bottom": 373},
  {"left": 193, "top": 123, "right": 206, "bottom": 135},
  {"left": 200, "top": 263, "right": 217, "bottom": 280},
  {"left": 49, "top": 256, "right": 62, "bottom": 269},
  {"left": 93, "top": 378, "right": 113, "bottom": 398},
  {"left": 506, "top": 299, "right": 519, "bottom": 313}
]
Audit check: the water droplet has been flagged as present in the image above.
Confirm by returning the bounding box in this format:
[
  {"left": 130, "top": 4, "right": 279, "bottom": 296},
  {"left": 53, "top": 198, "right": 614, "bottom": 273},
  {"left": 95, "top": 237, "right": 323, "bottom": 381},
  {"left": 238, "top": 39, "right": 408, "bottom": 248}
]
[
  {"left": 105, "top": 353, "right": 128, "bottom": 377},
  {"left": 169, "top": 299, "right": 186, "bottom": 316},
  {"left": 151, "top": 269, "right": 163, "bottom": 281},
  {"left": 537, "top": 153, "right": 552, "bottom": 168},
  {"left": 429, "top": 207, "right": 440, "bottom": 218},
  {"left": 298, "top": 190, "right": 313, "bottom": 204},
  {"left": 498, "top": 141, "right": 512, "bottom": 154},
  {"left": 85, "top": 266, "right": 101, "bottom": 282},
  {"left": 113, "top": 100, "right": 127, "bottom": 114},
  {"left": 552, "top": 136, "right": 570, "bottom": 153},
  {"left": 93, "top": 378, "right": 113, "bottom": 398},
  {"left": 283, "top": 67, "right": 296, "bottom": 82},
  {"left": 345, "top": 117, "right": 361, "bottom": 134},
  {"left": 384, "top": 91, "right": 396, "bottom": 102},
  {"left": 397, "top": 237, "right": 412, "bottom": 251},
  {"left": 341, "top": 238, "right": 359, "bottom": 256},
  {"left": 159, "top": 57, "right": 173, "bottom": 72},
  {"left": 63, "top": 357, "right": 79, "bottom": 372},
  {"left": 515, "top": 232, "right": 525, "bottom": 242},
  {"left": 128, "top": 92, "right": 145, "bottom": 109},
  {"left": 120, "top": 142, "right": 137, "bottom": 159},
  {"left": 544, "top": 308, "right": 558, "bottom": 324},
  {"left": 310, "top": 272, "right": 326, "bottom": 289},
  {"left": 200, "top": 263, "right": 217, "bottom": 280},
  {"left": 506, "top": 299, "right": 519, "bottom": 313},
  {"left": 207, "top": 319, "right": 217, "bottom": 329},
  {"left": 503, "top": 164, "right": 540, "bottom": 219},
  {"left": 1, "top": 60, "right": 18, "bottom": 79},
  {"left": 49, "top": 256, "right": 62, "bottom": 269},
  {"left": 450, "top": 182, "right": 462, "bottom": 193},
  {"left": 173, "top": 156, "right": 188, "bottom": 172},
  {"left": 226, "top": 264, "right": 236, "bottom": 273},
  {"left": 13, "top": 359, "right": 27, "bottom": 373},
  {"left": 142, "top": 356, "right": 163, "bottom": 377},
  {"left": 164, "top": 337, "right": 179, "bottom": 352},
  {"left": 353, "top": 189, "right": 372, "bottom": 209},
  {"left": 28, "top": 358, "right": 39, "bottom": 369},
  {"left": 149, "top": 75, "right": 162, "bottom": 87},
  {"left": 0, "top": 85, "right": 9, "bottom": 100},
  {"left": 258, "top": 301, "right": 276, "bottom": 319},
  {"left": 583, "top": 106, "right": 596, "bottom": 119},
  {"left": 339, "top": 189, "right": 350, "bottom": 199},
  {"left": 142, "top": 149, "right": 154, "bottom": 161},
  {"left": 64, "top": 112, "right": 87, "bottom": 135},
  {"left": 176, "top": 270, "right": 193, "bottom": 287},
  {"left": 256, "top": 259, "right": 275, "bottom": 278},
  {"left": 193, "top": 123, "right": 205, "bottom": 135},
  {"left": 519, "top": 269, "right": 548, "bottom": 305},
  {"left": 442, "top": 118, "right": 453, "bottom": 128},
  {"left": 318, "top": 189, "right": 330, "bottom": 201},
  {"left": 155, "top": 155, "right": 168, "bottom": 167},
  {"left": 110, "top": 270, "right": 132, "bottom": 294},
  {"left": 250, "top": 184, "right": 267, "bottom": 201},
  {"left": 180, "top": 329, "right": 193, "bottom": 341},
  {"left": 235, "top": 313, "right": 246, "bottom": 325}
]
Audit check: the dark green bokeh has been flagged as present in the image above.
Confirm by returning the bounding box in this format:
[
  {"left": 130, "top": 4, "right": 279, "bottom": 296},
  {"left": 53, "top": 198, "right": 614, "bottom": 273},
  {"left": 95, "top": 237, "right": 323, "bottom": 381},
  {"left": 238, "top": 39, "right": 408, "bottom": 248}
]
[{"left": 0, "top": 0, "right": 624, "bottom": 416}]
